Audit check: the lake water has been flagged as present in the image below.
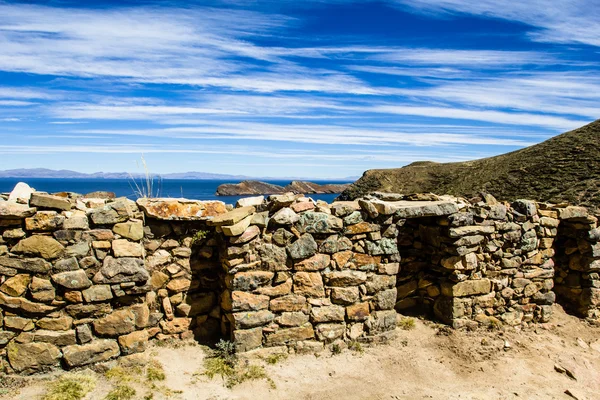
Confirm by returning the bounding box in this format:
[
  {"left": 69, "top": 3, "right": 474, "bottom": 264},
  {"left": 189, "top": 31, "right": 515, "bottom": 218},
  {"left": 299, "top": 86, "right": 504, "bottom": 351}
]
[{"left": 0, "top": 178, "right": 351, "bottom": 205}]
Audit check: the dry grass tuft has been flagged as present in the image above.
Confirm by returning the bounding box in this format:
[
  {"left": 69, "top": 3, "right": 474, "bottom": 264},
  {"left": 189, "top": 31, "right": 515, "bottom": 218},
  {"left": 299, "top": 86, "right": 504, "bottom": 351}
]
[
  {"left": 42, "top": 373, "right": 97, "bottom": 400},
  {"left": 104, "top": 385, "right": 136, "bottom": 400},
  {"left": 398, "top": 317, "right": 416, "bottom": 330}
]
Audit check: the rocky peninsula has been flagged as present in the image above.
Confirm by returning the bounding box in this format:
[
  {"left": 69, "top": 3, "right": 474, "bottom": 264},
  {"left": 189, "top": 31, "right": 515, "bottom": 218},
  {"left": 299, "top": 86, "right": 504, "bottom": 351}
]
[{"left": 216, "top": 180, "right": 351, "bottom": 196}]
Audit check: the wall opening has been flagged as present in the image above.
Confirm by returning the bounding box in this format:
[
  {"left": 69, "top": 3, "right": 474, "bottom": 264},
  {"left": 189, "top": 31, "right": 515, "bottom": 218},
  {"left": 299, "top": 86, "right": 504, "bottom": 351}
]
[
  {"left": 395, "top": 217, "right": 447, "bottom": 319},
  {"left": 553, "top": 215, "right": 600, "bottom": 320},
  {"left": 145, "top": 219, "right": 228, "bottom": 346}
]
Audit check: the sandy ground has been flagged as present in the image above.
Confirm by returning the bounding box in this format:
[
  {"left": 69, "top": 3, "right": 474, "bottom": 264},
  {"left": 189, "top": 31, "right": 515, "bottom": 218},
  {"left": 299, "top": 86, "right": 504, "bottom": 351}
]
[{"left": 2, "top": 304, "right": 600, "bottom": 400}]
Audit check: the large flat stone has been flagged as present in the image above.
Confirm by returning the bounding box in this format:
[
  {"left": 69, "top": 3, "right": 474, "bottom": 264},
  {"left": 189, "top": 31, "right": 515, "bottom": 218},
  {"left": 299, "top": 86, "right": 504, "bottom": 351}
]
[
  {"left": 112, "top": 220, "right": 144, "bottom": 241},
  {"left": 52, "top": 270, "right": 92, "bottom": 290},
  {"left": 265, "top": 324, "right": 314, "bottom": 346},
  {"left": 30, "top": 193, "right": 72, "bottom": 211},
  {"left": 11, "top": 235, "right": 65, "bottom": 259},
  {"left": 62, "top": 339, "right": 120, "bottom": 368},
  {"left": 0, "top": 291, "right": 56, "bottom": 315},
  {"left": 137, "top": 198, "right": 227, "bottom": 220},
  {"left": 209, "top": 206, "right": 255, "bottom": 226},
  {"left": 93, "top": 308, "right": 136, "bottom": 336},
  {"left": 441, "top": 279, "right": 492, "bottom": 297},
  {"left": 370, "top": 200, "right": 460, "bottom": 218},
  {"left": 93, "top": 256, "right": 149, "bottom": 284},
  {"left": 7, "top": 342, "right": 61, "bottom": 373},
  {"left": 222, "top": 215, "right": 253, "bottom": 237},
  {"left": 0, "top": 202, "right": 36, "bottom": 219}
]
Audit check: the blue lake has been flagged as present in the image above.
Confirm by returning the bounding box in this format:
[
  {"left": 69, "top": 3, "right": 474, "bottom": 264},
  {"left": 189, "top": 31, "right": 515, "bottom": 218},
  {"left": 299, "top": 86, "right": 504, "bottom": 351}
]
[{"left": 0, "top": 178, "right": 351, "bottom": 205}]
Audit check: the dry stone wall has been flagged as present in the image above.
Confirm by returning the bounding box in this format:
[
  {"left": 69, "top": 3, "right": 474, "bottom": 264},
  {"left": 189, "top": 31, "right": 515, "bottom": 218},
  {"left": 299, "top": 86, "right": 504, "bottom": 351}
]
[{"left": 0, "top": 184, "right": 598, "bottom": 374}]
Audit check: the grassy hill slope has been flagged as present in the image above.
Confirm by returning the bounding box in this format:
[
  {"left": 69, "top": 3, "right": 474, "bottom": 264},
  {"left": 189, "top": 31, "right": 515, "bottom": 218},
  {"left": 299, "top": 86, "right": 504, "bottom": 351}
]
[{"left": 339, "top": 119, "right": 600, "bottom": 209}]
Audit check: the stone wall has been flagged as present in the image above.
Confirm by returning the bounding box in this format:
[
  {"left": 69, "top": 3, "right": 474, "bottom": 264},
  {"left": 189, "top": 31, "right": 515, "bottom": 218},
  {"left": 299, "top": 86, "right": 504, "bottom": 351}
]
[
  {"left": 0, "top": 190, "right": 227, "bottom": 374},
  {"left": 0, "top": 184, "right": 598, "bottom": 374}
]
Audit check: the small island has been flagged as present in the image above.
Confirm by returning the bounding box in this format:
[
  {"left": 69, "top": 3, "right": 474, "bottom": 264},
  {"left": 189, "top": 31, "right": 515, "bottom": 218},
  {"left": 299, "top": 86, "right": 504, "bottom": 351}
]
[{"left": 215, "top": 180, "right": 351, "bottom": 196}]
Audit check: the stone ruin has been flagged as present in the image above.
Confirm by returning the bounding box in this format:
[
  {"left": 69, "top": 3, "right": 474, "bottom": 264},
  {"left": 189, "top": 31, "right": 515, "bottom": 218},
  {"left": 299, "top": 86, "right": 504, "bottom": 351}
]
[{"left": 0, "top": 184, "right": 598, "bottom": 374}]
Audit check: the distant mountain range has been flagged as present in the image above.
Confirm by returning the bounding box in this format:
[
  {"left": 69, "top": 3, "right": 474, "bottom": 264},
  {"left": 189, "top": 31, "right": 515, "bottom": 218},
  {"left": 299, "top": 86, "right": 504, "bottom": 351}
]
[{"left": 0, "top": 168, "right": 357, "bottom": 181}]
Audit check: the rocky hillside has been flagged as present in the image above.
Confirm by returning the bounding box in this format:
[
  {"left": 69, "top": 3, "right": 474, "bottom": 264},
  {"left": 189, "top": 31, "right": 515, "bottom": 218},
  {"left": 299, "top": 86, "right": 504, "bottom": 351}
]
[
  {"left": 216, "top": 180, "right": 350, "bottom": 196},
  {"left": 339, "top": 119, "right": 600, "bottom": 209}
]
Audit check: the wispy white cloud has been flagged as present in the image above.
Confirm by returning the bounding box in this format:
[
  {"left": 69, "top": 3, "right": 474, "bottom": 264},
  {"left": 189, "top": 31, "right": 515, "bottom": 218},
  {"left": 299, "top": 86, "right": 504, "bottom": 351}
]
[{"left": 395, "top": 0, "right": 600, "bottom": 47}]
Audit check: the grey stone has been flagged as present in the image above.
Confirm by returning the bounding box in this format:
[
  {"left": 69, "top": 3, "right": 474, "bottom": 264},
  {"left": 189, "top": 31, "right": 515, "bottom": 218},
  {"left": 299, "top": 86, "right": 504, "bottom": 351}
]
[
  {"left": 366, "top": 238, "right": 398, "bottom": 255},
  {"left": 233, "top": 310, "right": 275, "bottom": 329},
  {"left": 296, "top": 212, "right": 343, "bottom": 234},
  {"left": 258, "top": 243, "right": 288, "bottom": 271},
  {"left": 54, "top": 257, "right": 80, "bottom": 272},
  {"left": 319, "top": 235, "right": 352, "bottom": 254},
  {"left": 35, "top": 329, "right": 77, "bottom": 346},
  {"left": 271, "top": 207, "right": 299, "bottom": 225},
  {"left": 52, "top": 270, "right": 92, "bottom": 290},
  {"left": 287, "top": 234, "right": 318, "bottom": 260},
  {"left": 82, "top": 285, "right": 113, "bottom": 302},
  {"left": 93, "top": 256, "right": 149, "bottom": 284},
  {"left": 315, "top": 323, "right": 345, "bottom": 342},
  {"left": 0, "top": 256, "right": 51, "bottom": 274}
]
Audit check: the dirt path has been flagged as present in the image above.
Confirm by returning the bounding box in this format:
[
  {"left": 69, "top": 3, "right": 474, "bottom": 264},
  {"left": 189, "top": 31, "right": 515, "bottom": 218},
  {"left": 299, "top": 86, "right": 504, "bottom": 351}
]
[{"left": 4, "top": 305, "right": 600, "bottom": 400}]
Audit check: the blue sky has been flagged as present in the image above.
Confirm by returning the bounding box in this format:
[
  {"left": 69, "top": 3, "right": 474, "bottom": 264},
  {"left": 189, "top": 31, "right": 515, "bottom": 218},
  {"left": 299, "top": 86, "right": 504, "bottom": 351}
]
[{"left": 0, "top": 0, "right": 598, "bottom": 178}]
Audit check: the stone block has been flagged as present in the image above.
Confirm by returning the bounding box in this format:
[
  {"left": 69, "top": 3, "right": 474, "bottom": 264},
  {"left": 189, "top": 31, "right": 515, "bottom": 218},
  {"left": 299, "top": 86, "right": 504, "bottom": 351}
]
[
  {"left": 331, "top": 287, "right": 360, "bottom": 305},
  {"left": 52, "top": 270, "right": 92, "bottom": 290},
  {"left": 82, "top": 285, "right": 113, "bottom": 302},
  {"left": 93, "top": 308, "right": 136, "bottom": 337},
  {"left": 346, "top": 302, "right": 370, "bottom": 321},
  {"left": 118, "top": 330, "right": 149, "bottom": 355},
  {"left": 233, "top": 327, "right": 263, "bottom": 352},
  {"left": 62, "top": 339, "right": 120, "bottom": 368},
  {"left": 287, "top": 234, "right": 318, "bottom": 260},
  {"left": 310, "top": 305, "right": 345, "bottom": 323},
  {"left": 269, "top": 294, "right": 307, "bottom": 312},
  {"left": 12, "top": 235, "right": 64, "bottom": 259},
  {"left": 265, "top": 323, "right": 314, "bottom": 346},
  {"left": 0, "top": 274, "right": 31, "bottom": 297},
  {"left": 35, "top": 329, "right": 77, "bottom": 346},
  {"left": 7, "top": 341, "right": 61, "bottom": 373},
  {"left": 293, "top": 272, "right": 325, "bottom": 297},
  {"left": 232, "top": 310, "right": 274, "bottom": 329},
  {"left": 325, "top": 271, "right": 367, "bottom": 287},
  {"left": 25, "top": 211, "right": 65, "bottom": 231},
  {"left": 315, "top": 323, "right": 345, "bottom": 342},
  {"left": 441, "top": 279, "right": 492, "bottom": 297},
  {"left": 30, "top": 193, "right": 71, "bottom": 211},
  {"left": 231, "top": 291, "right": 270, "bottom": 312}
]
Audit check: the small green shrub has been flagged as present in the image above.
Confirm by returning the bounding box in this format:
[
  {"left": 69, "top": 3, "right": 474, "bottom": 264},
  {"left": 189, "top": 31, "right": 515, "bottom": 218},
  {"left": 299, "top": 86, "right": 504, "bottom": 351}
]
[
  {"left": 146, "top": 360, "right": 166, "bottom": 382},
  {"left": 398, "top": 317, "right": 416, "bottom": 330},
  {"left": 331, "top": 343, "right": 342, "bottom": 355},
  {"left": 202, "top": 357, "right": 235, "bottom": 381},
  {"left": 191, "top": 230, "right": 209, "bottom": 245},
  {"left": 105, "top": 366, "right": 137, "bottom": 384},
  {"left": 265, "top": 353, "right": 288, "bottom": 365},
  {"left": 104, "top": 385, "right": 136, "bottom": 400},
  {"left": 43, "top": 373, "right": 97, "bottom": 400},
  {"left": 232, "top": 365, "right": 276, "bottom": 389},
  {"left": 201, "top": 340, "right": 275, "bottom": 389},
  {"left": 348, "top": 341, "right": 364, "bottom": 354}
]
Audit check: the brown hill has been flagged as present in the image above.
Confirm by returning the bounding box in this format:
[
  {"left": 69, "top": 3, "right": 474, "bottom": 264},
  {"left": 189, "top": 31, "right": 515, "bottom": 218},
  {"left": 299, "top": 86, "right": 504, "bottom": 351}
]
[{"left": 338, "top": 119, "right": 600, "bottom": 209}]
